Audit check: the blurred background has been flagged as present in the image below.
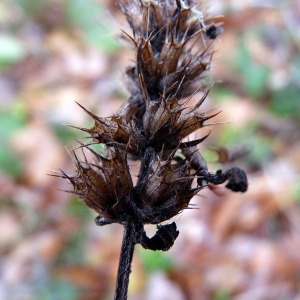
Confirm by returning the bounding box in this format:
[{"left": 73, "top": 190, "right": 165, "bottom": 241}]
[{"left": 0, "top": 0, "right": 300, "bottom": 299}]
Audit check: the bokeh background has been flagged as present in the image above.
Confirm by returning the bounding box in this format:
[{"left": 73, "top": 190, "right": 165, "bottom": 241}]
[{"left": 1, "top": 0, "right": 300, "bottom": 299}]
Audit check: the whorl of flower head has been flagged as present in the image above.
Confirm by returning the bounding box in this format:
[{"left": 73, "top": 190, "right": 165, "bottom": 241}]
[
  {"left": 119, "top": 0, "right": 221, "bottom": 99},
  {"left": 115, "top": 0, "right": 223, "bottom": 155},
  {"left": 57, "top": 0, "right": 247, "bottom": 248}
]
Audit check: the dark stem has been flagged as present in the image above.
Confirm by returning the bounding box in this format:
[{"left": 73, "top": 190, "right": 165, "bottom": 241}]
[
  {"left": 137, "top": 147, "right": 155, "bottom": 185},
  {"left": 114, "top": 219, "right": 136, "bottom": 300},
  {"left": 114, "top": 148, "right": 155, "bottom": 299}
]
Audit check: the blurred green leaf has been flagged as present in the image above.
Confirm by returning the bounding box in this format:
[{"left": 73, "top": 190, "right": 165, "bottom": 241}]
[
  {"left": 291, "top": 182, "right": 300, "bottom": 206},
  {"left": 210, "top": 87, "right": 236, "bottom": 104},
  {"left": 218, "top": 123, "right": 273, "bottom": 168},
  {"left": 66, "top": 0, "right": 101, "bottom": 28},
  {"left": 138, "top": 247, "right": 174, "bottom": 273},
  {"left": 233, "top": 37, "right": 269, "bottom": 98},
  {"left": 84, "top": 26, "right": 119, "bottom": 53},
  {"left": 66, "top": 0, "right": 119, "bottom": 53},
  {"left": 66, "top": 196, "right": 92, "bottom": 221},
  {"left": 11, "top": 0, "right": 47, "bottom": 16},
  {"left": 214, "top": 290, "right": 231, "bottom": 300},
  {"left": 0, "top": 144, "right": 23, "bottom": 179},
  {"left": 0, "top": 107, "right": 27, "bottom": 138},
  {"left": 0, "top": 35, "right": 26, "bottom": 66},
  {"left": 51, "top": 124, "right": 85, "bottom": 145},
  {"left": 0, "top": 104, "right": 28, "bottom": 179},
  {"left": 246, "top": 136, "right": 273, "bottom": 167},
  {"left": 88, "top": 143, "right": 104, "bottom": 153},
  {"left": 57, "top": 229, "right": 86, "bottom": 265},
  {"left": 270, "top": 84, "right": 300, "bottom": 120},
  {"left": 290, "top": 55, "right": 300, "bottom": 84},
  {"left": 37, "top": 279, "right": 80, "bottom": 300}
]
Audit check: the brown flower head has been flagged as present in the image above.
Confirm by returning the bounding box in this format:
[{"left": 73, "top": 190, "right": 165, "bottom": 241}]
[
  {"left": 115, "top": 0, "right": 223, "bottom": 155},
  {"left": 138, "top": 155, "right": 200, "bottom": 224},
  {"left": 57, "top": 0, "right": 247, "bottom": 252},
  {"left": 60, "top": 144, "right": 133, "bottom": 223}
]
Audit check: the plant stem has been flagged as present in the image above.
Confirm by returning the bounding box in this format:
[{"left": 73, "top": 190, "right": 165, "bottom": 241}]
[
  {"left": 138, "top": 147, "right": 155, "bottom": 185},
  {"left": 114, "top": 219, "right": 136, "bottom": 300},
  {"left": 114, "top": 148, "right": 154, "bottom": 299}
]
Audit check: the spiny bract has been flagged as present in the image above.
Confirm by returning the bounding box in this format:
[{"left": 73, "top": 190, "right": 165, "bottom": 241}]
[{"left": 56, "top": 0, "right": 247, "bottom": 232}]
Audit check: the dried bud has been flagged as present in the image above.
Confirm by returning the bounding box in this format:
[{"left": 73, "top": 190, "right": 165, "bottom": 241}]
[
  {"left": 59, "top": 144, "right": 133, "bottom": 222},
  {"left": 119, "top": 0, "right": 220, "bottom": 100},
  {"left": 138, "top": 156, "right": 200, "bottom": 224},
  {"left": 198, "top": 168, "right": 248, "bottom": 193},
  {"left": 139, "top": 222, "right": 179, "bottom": 251},
  {"left": 141, "top": 91, "right": 219, "bottom": 153},
  {"left": 225, "top": 167, "right": 248, "bottom": 192},
  {"left": 74, "top": 103, "right": 131, "bottom": 146}
]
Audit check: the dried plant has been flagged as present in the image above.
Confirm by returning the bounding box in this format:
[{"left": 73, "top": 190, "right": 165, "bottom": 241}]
[{"left": 55, "top": 0, "right": 248, "bottom": 299}]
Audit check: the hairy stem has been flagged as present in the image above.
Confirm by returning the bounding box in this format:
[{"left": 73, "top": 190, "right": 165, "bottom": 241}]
[{"left": 114, "top": 219, "right": 136, "bottom": 300}]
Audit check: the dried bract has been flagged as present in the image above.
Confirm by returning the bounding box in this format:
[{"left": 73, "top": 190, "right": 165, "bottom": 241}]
[
  {"left": 59, "top": 144, "right": 133, "bottom": 223},
  {"left": 58, "top": 0, "right": 247, "bottom": 254}
]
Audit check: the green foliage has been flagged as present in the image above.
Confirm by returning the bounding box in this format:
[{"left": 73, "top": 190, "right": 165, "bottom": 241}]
[
  {"left": 12, "top": 0, "right": 119, "bottom": 54},
  {"left": 291, "top": 182, "right": 300, "bottom": 206},
  {"left": 0, "top": 35, "right": 26, "bottom": 67},
  {"left": 214, "top": 290, "right": 231, "bottom": 300},
  {"left": 138, "top": 247, "right": 174, "bottom": 273},
  {"left": 231, "top": 26, "right": 300, "bottom": 122},
  {"left": 0, "top": 102, "right": 28, "bottom": 138},
  {"left": 210, "top": 87, "right": 236, "bottom": 104},
  {"left": 11, "top": 0, "right": 48, "bottom": 17},
  {"left": 56, "top": 197, "right": 94, "bottom": 265},
  {"left": 0, "top": 103, "right": 28, "bottom": 179},
  {"left": 0, "top": 144, "right": 23, "bottom": 179},
  {"left": 66, "top": 196, "right": 93, "bottom": 221},
  {"left": 270, "top": 84, "right": 300, "bottom": 121},
  {"left": 233, "top": 36, "right": 269, "bottom": 99},
  {"left": 66, "top": 0, "right": 119, "bottom": 53},
  {"left": 269, "top": 51, "right": 300, "bottom": 120},
  {"left": 57, "top": 228, "right": 86, "bottom": 266},
  {"left": 35, "top": 279, "right": 80, "bottom": 300},
  {"left": 218, "top": 123, "right": 273, "bottom": 168},
  {"left": 88, "top": 143, "right": 105, "bottom": 153},
  {"left": 51, "top": 124, "right": 85, "bottom": 145}
]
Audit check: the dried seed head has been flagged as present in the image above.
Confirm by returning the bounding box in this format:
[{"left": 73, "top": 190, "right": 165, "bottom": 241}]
[
  {"left": 119, "top": 0, "right": 221, "bottom": 101},
  {"left": 138, "top": 157, "right": 200, "bottom": 223},
  {"left": 112, "top": 0, "right": 223, "bottom": 158},
  {"left": 58, "top": 0, "right": 247, "bottom": 236},
  {"left": 59, "top": 144, "right": 133, "bottom": 222},
  {"left": 74, "top": 103, "right": 131, "bottom": 145}
]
